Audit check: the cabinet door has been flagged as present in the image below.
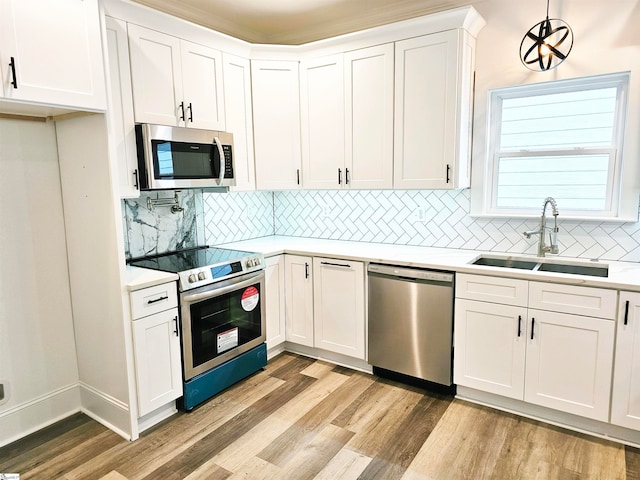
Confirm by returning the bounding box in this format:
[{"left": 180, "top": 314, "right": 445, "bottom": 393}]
[
  {"left": 284, "top": 255, "right": 314, "bottom": 347},
  {"left": 132, "top": 308, "right": 182, "bottom": 417},
  {"left": 300, "top": 55, "right": 345, "bottom": 189},
  {"left": 313, "top": 258, "right": 365, "bottom": 359},
  {"left": 252, "top": 60, "right": 302, "bottom": 190},
  {"left": 393, "top": 30, "right": 459, "bottom": 189},
  {"left": 524, "top": 310, "right": 614, "bottom": 422},
  {"left": 128, "top": 24, "right": 183, "bottom": 126},
  {"left": 181, "top": 41, "right": 225, "bottom": 130},
  {"left": 611, "top": 292, "right": 640, "bottom": 430},
  {"left": 453, "top": 299, "right": 527, "bottom": 399},
  {"left": 265, "top": 256, "right": 286, "bottom": 350},
  {"left": 224, "top": 53, "right": 255, "bottom": 191},
  {"left": 105, "top": 17, "right": 139, "bottom": 199},
  {"left": 344, "top": 44, "right": 394, "bottom": 189},
  {"left": 0, "top": 0, "right": 106, "bottom": 110}
]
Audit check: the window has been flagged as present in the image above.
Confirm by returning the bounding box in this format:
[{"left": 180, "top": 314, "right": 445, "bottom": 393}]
[{"left": 485, "top": 73, "right": 629, "bottom": 217}]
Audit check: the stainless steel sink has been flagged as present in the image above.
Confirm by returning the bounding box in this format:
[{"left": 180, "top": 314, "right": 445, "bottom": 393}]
[
  {"left": 472, "top": 256, "right": 537, "bottom": 270},
  {"left": 535, "top": 262, "right": 609, "bottom": 277},
  {"left": 470, "top": 255, "right": 609, "bottom": 277}
]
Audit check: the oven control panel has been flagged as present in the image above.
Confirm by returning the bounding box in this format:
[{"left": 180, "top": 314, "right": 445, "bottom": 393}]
[{"left": 179, "top": 254, "right": 264, "bottom": 291}]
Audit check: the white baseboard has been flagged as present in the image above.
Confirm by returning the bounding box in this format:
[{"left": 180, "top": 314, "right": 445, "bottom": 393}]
[
  {"left": 78, "top": 382, "right": 133, "bottom": 441},
  {"left": 457, "top": 386, "right": 640, "bottom": 448},
  {"left": 0, "top": 384, "right": 81, "bottom": 448},
  {"left": 283, "top": 342, "right": 373, "bottom": 374},
  {"left": 267, "top": 343, "right": 286, "bottom": 360},
  {"left": 138, "top": 402, "right": 178, "bottom": 434}
]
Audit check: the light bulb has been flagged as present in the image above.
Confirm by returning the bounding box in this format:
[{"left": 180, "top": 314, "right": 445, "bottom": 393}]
[{"left": 539, "top": 42, "right": 551, "bottom": 56}]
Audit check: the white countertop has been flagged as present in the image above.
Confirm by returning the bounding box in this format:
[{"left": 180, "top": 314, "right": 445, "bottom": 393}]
[
  {"left": 125, "top": 265, "right": 179, "bottom": 291},
  {"left": 220, "top": 235, "right": 640, "bottom": 292}
]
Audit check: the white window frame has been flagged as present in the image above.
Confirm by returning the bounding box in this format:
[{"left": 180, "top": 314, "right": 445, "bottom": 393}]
[{"left": 484, "top": 72, "right": 629, "bottom": 218}]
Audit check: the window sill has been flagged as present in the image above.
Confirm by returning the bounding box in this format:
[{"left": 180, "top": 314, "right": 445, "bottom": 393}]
[{"left": 469, "top": 213, "right": 639, "bottom": 223}]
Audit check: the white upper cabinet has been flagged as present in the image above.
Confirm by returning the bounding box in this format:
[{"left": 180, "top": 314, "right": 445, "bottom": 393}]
[
  {"left": 301, "top": 45, "right": 394, "bottom": 190},
  {"left": 344, "top": 44, "right": 394, "bottom": 190},
  {"left": 394, "top": 29, "right": 475, "bottom": 189},
  {"left": 223, "top": 53, "right": 255, "bottom": 191},
  {"left": 128, "top": 24, "right": 181, "bottom": 126},
  {"left": 128, "top": 24, "right": 225, "bottom": 130},
  {"left": 300, "top": 55, "right": 345, "bottom": 189},
  {"left": 105, "top": 17, "right": 139, "bottom": 199},
  {"left": 180, "top": 41, "right": 225, "bottom": 130},
  {"left": 252, "top": 60, "right": 302, "bottom": 190},
  {"left": 0, "top": 0, "right": 106, "bottom": 111}
]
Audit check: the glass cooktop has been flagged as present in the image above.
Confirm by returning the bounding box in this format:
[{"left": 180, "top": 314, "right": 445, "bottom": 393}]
[{"left": 128, "top": 246, "right": 254, "bottom": 274}]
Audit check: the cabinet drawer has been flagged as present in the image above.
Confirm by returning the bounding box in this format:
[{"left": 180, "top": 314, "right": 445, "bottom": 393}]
[
  {"left": 528, "top": 282, "right": 617, "bottom": 320},
  {"left": 130, "top": 282, "right": 178, "bottom": 320},
  {"left": 456, "top": 274, "right": 528, "bottom": 307}
]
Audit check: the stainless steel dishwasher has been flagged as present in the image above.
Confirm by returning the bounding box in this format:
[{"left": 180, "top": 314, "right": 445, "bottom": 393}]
[{"left": 368, "top": 263, "right": 454, "bottom": 386}]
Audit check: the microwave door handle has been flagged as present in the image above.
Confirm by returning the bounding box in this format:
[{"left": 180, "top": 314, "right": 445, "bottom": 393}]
[{"left": 214, "top": 136, "right": 225, "bottom": 185}]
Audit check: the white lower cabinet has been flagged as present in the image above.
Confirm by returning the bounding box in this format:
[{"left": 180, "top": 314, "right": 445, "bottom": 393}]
[
  {"left": 130, "top": 282, "right": 182, "bottom": 417},
  {"left": 454, "top": 274, "right": 616, "bottom": 422},
  {"left": 284, "top": 255, "right": 314, "bottom": 347},
  {"left": 611, "top": 292, "right": 640, "bottom": 430},
  {"left": 454, "top": 298, "right": 526, "bottom": 399},
  {"left": 265, "top": 255, "right": 286, "bottom": 350},
  {"left": 282, "top": 255, "right": 366, "bottom": 361},
  {"left": 523, "top": 309, "right": 614, "bottom": 421},
  {"left": 313, "top": 258, "right": 365, "bottom": 359}
]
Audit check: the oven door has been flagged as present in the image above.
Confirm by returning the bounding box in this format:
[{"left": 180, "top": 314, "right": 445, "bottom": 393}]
[{"left": 180, "top": 270, "right": 265, "bottom": 380}]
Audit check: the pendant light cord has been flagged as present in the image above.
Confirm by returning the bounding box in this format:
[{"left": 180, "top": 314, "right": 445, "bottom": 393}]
[{"left": 546, "top": 0, "right": 550, "bottom": 19}]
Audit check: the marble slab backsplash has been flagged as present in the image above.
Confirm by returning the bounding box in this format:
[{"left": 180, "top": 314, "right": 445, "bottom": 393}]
[
  {"left": 122, "top": 190, "right": 204, "bottom": 259},
  {"left": 122, "top": 188, "right": 640, "bottom": 263},
  {"left": 122, "top": 190, "right": 274, "bottom": 258}
]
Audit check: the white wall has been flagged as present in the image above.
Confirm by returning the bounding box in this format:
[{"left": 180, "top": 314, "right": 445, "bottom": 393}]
[
  {"left": 470, "top": 0, "right": 640, "bottom": 219},
  {"left": 0, "top": 118, "right": 80, "bottom": 446}
]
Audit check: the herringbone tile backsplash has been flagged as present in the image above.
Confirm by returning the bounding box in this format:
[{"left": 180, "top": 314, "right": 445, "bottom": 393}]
[{"left": 124, "top": 189, "right": 640, "bottom": 262}]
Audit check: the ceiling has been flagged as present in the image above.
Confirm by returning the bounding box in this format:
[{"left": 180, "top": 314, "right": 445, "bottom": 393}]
[{"left": 131, "top": 0, "right": 475, "bottom": 45}]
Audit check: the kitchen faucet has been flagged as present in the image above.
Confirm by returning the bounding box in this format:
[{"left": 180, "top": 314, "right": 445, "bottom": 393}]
[{"left": 523, "top": 197, "right": 559, "bottom": 257}]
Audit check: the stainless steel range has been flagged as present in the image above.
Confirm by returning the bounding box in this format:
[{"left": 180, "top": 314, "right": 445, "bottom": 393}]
[{"left": 129, "top": 246, "right": 266, "bottom": 410}]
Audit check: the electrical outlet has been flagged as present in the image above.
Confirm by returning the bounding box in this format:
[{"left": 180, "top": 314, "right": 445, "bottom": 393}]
[
  {"left": 411, "top": 207, "right": 427, "bottom": 222},
  {"left": 321, "top": 205, "right": 332, "bottom": 218}
]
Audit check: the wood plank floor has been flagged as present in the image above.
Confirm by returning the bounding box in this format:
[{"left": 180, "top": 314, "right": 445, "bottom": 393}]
[{"left": 1, "top": 352, "right": 639, "bottom": 480}]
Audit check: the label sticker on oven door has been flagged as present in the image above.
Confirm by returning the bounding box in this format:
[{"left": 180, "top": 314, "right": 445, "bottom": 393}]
[
  {"left": 217, "top": 327, "right": 239, "bottom": 354},
  {"left": 241, "top": 286, "right": 259, "bottom": 311}
]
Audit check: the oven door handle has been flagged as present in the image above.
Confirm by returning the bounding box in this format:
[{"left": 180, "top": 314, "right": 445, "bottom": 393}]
[{"left": 182, "top": 271, "right": 263, "bottom": 304}]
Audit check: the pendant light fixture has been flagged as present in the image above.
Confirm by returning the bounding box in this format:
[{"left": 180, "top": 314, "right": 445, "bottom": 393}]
[{"left": 519, "top": 0, "right": 573, "bottom": 72}]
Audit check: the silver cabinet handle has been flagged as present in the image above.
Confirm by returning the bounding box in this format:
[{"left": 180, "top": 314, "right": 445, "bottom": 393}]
[
  {"left": 321, "top": 261, "right": 351, "bottom": 268},
  {"left": 214, "top": 136, "right": 225, "bottom": 185}
]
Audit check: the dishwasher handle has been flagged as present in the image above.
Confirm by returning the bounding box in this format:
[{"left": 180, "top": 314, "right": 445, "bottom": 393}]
[{"left": 368, "top": 263, "right": 453, "bottom": 284}]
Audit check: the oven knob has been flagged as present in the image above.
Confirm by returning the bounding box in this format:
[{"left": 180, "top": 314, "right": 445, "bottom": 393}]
[
  {"left": 246, "top": 259, "right": 253, "bottom": 268},
  {"left": 198, "top": 271, "right": 206, "bottom": 281},
  {"left": 188, "top": 273, "right": 197, "bottom": 283},
  {"left": 255, "top": 257, "right": 261, "bottom": 266}
]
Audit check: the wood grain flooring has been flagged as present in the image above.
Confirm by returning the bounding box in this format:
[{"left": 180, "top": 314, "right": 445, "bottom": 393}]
[{"left": 1, "top": 352, "right": 639, "bottom": 480}]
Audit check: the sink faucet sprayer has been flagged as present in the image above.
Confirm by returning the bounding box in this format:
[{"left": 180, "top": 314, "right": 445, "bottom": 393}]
[{"left": 523, "top": 197, "right": 559, "bottom": 257}]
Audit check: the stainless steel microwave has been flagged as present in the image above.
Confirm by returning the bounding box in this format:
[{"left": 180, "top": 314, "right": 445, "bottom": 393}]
[{"left": 135, "top": 124, "right": 235, "bottom": 190}]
